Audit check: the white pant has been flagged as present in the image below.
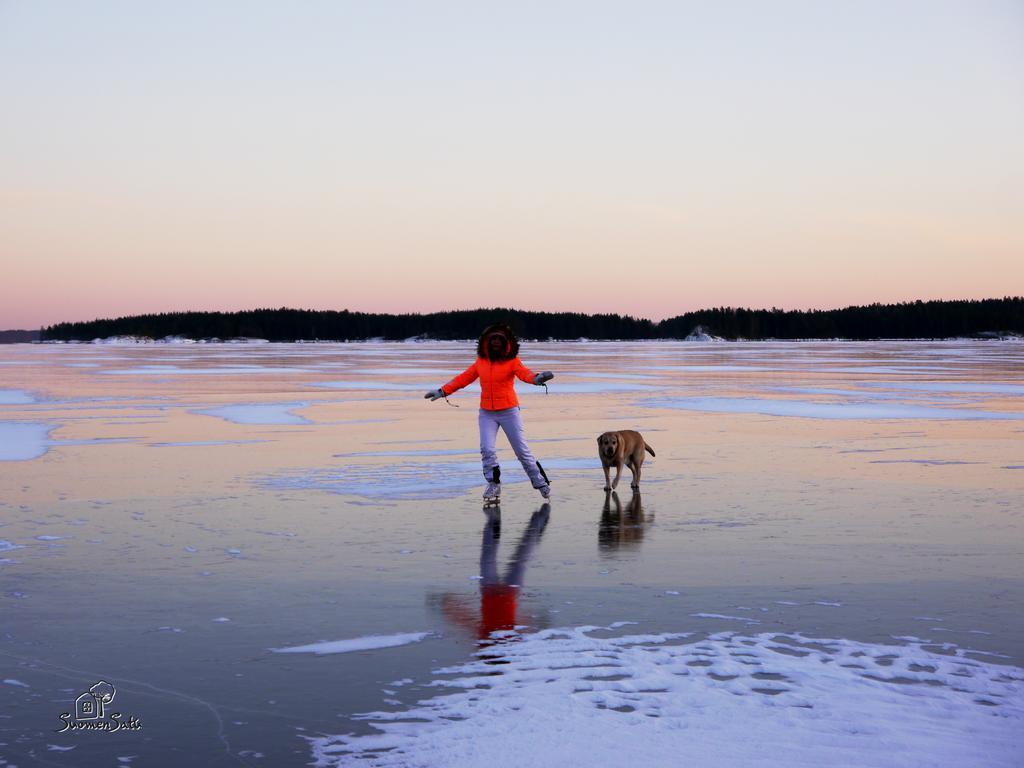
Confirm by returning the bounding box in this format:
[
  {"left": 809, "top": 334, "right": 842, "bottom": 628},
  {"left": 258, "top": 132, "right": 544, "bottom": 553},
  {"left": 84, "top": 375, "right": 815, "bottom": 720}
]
[{"left": 478, "top": 407, "right": 547, "bottom": 489}]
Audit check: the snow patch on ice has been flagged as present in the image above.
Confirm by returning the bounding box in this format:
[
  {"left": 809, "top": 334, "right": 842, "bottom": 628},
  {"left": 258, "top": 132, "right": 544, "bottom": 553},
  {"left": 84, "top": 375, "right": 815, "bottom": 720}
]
[
  {"left": 309, "top": 625, "right": 1024, "bottom": 768},
  {"left": 195, "top": 403, "right": 313, "bottom": 425},
  {"left": 691, "top": 612, "right": 761, "bottom": 624},
  {"left": 0, "top": 388, "right": 36, "bottom": 404},
  {"left": 0, "top": 422, "right": 56, "bottom": 460},
  {"left": 272, "top": 631, "right": 431, "bottom": 655}
]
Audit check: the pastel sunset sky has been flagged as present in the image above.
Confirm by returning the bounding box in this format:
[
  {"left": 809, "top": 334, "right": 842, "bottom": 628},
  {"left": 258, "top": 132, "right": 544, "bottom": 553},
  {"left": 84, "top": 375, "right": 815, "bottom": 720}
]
[{"left": 2, "top": 1, "right": 1022, "bottom": 328}]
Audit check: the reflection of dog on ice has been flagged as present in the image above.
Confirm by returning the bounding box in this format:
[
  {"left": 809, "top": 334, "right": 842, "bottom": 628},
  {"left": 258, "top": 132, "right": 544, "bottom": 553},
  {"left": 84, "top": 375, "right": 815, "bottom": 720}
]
[
  {"left": 437, "top": 505, "right": 550, "bottom": 644},
  {"left": 599, "top": 489, "right": 652, "bottom": 552}
]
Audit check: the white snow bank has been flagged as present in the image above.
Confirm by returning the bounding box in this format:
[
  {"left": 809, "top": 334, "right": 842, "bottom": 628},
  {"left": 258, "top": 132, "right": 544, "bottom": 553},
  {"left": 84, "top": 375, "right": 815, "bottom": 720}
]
[
  {"left": 92, "top": 336, "right": 153, "bottom": 344},
  {"left": 684, "top": 325, "right": 725, "bottom": 342},
  {"left": 91, "top": 336, "right": 271, "bottom": 344},
  {"left": 310, "top": 625, "right": 1024, "bottom": 768},
  {"left": 273, "top": 632, "right": 431, "bottom": 655}
]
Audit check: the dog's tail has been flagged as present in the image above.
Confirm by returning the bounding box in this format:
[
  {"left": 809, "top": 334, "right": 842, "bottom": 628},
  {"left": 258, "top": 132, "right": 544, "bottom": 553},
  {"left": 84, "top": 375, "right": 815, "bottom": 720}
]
[{"left": 644, "top": 442, "right": 656, "bottom": 457}]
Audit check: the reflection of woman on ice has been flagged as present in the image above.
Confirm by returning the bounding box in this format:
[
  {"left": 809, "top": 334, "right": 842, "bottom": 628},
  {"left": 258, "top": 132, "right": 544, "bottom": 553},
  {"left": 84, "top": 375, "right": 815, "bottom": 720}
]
[
  {"left": 425, "top": 323, "right": 553, "bottom": 502},
  {"left": 439, "top": 504, "right": 550, "bottom": 643}
]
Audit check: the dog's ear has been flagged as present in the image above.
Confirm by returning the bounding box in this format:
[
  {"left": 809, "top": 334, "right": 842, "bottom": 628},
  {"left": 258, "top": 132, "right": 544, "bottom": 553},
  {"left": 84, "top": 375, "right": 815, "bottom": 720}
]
[{"left": 597, "top": 435, "right": 604, "bottom": 444}]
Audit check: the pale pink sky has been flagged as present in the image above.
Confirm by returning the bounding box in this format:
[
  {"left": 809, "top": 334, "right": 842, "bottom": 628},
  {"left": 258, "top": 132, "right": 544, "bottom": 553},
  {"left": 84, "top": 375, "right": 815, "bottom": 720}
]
[{"left": 2, "top": 1, "right": 1022, "bottom": 329}]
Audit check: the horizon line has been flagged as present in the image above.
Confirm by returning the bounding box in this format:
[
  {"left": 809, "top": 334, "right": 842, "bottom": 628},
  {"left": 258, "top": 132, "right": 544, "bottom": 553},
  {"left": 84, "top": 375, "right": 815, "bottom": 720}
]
[{"left": 24, "top": 295, "right": 1023, "bottom": 332}]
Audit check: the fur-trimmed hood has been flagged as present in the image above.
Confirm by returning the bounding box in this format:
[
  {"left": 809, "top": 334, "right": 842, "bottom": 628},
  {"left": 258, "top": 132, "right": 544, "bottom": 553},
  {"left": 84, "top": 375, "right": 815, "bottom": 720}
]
[{"left": 476, "top": 323, "right": 520, "bottom": 361}]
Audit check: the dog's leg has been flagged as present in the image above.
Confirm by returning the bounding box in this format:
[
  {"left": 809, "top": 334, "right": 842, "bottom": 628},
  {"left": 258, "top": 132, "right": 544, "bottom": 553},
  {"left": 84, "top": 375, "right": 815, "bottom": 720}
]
[
  {"left": 612, "top": 461, "right": 622, "bottom": 489},
  {"left": 602, "top": 464, "right": 611, "bottom": 491},
  {"left": 630, "top": 452, "right": 642, "bottom": 489}
]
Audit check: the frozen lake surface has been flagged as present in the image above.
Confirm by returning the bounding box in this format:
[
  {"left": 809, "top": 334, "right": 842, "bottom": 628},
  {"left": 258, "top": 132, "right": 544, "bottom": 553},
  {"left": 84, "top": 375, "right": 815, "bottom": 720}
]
[{"left": 0, "top": 340, "right": 1022, "bottom": 766}]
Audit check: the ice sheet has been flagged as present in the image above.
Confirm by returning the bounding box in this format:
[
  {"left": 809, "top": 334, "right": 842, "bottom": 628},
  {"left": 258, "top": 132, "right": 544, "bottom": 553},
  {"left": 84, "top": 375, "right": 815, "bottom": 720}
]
[
  {"left": 648, "top": 365, "right": 779, "bottom": 372},
  {"left": 100, "top": 365, "right": 312, "bottom": 375},
  {"left": 644, "top": 397, "right": 1024, "bottom": 420},
  {"left": 309, "top": 380, "right": 430, "bottom": 391},
  {"left": 533, "top": 382, "right": 662, "bottom": 393},
  {"left": 333, "top": 449, "right": 477, "bottom": 458},
  {"left": 2, "top": 338, "right": 1022, "bottom": 765},
  {"left": 347, "top": 368, "right": 457, "bottom": 376},
  {"left": 866, "top": 382, "right": 1024, "bottom": 395},
  {"left": 150, "top": 440, "right": 271, "bottom": 448},
  {"left": 312, "top": 380, "right": 662, "bottom": 395},
  {"left": 261, "top": 458, "right": 595, "bottom": 500}
]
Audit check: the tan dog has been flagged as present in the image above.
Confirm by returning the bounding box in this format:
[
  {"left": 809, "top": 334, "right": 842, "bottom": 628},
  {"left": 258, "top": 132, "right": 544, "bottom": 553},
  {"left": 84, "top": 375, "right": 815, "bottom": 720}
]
[{"left": 597, "top": 430, "right": 655, "bottom": 490}]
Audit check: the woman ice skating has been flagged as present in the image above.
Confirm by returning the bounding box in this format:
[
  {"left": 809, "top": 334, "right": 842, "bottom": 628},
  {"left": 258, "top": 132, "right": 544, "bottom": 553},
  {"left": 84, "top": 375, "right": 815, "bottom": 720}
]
[{"left": 425, "top": 323, "right": 554, "bottom": 503}]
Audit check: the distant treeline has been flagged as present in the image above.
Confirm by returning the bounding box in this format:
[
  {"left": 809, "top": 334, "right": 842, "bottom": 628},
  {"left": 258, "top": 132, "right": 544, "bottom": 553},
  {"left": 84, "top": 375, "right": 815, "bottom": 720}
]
[
  {"left": 658, "top": 297, "right": 1024, "bottom": 340},
  {"left": 0, "top": 329, "right": 39, "bottom": 343},
  {"left": 37, "top": 298, "right": 1024, "bottom": 342}
]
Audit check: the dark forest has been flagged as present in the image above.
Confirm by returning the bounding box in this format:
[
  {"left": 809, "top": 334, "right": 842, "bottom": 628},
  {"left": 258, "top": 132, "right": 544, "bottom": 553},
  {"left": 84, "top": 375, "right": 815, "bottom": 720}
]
[{"left": 38, "top": 297, "right": 1024, "bottom": 342}]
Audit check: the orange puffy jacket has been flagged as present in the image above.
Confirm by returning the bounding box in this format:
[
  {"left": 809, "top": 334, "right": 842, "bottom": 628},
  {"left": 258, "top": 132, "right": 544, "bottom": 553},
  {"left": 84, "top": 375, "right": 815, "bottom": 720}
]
[{"left": 442, "top": 356, "right": 537, "bottom": 410}]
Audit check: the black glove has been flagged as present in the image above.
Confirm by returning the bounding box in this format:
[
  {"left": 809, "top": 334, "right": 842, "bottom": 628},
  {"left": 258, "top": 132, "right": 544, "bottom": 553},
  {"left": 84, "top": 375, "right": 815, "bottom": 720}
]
[
  {"left": 533, "top": 371, "right": 554, "bottom": 385},
  {"left": 424, "top": 388, "right": 445, "bottom": 401}
]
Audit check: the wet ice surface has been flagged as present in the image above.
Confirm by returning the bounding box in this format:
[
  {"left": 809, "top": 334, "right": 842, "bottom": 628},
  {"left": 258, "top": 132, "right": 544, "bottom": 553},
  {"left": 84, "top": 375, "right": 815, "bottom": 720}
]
[
  {"left": 645, "top": 396, "right": 1024, "bottom": 420},
  {"left": 260, "top": 457, "right": 595, "bottom": 501},
  {"left": 0, "top": 340, "right": 1022, "bottom": 767}
]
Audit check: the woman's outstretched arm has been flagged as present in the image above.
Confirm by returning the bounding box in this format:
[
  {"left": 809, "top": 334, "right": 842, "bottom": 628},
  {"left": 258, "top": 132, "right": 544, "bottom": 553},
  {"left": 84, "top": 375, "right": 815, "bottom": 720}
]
[
  {"left": 513, "top": 358, "right": 553, "bottom": 385},
  {"left": 512, "top": 357, "right": 537, "bottom": 383},
  {"left": 442, "top": 360, "right": 480, "bottom": 395}
]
